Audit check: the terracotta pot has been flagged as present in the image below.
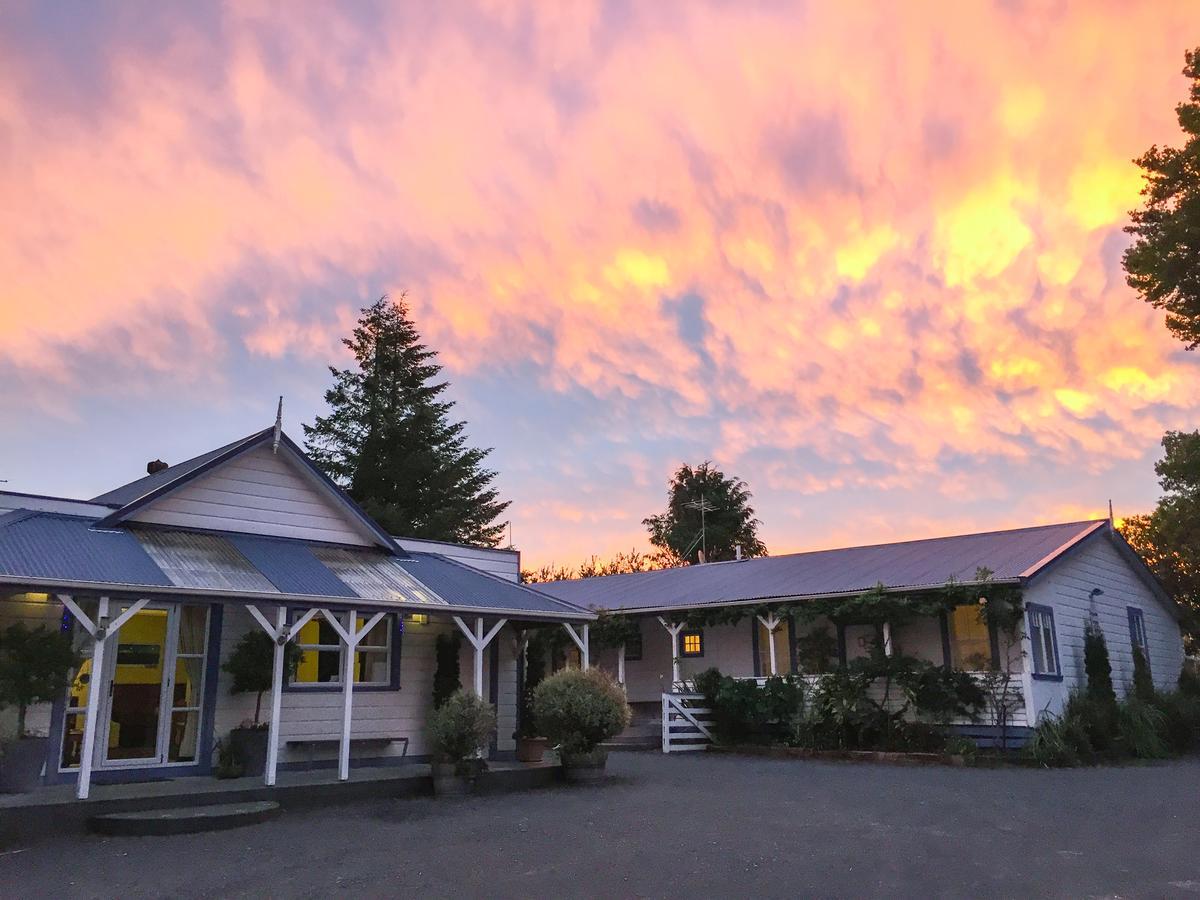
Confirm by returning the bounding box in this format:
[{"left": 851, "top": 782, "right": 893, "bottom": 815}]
[
  {"left": 0, "top": 737, "right": 48, "bottom": 793},
  {"left": 560, "top": 747, "right": 608, "bottom": 783},
  {"left": 515, "top": 736, "right": 548, "bottom": 763}
]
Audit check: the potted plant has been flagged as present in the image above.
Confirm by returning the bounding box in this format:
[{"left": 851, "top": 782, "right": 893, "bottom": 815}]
[
  {"left": 427, "top": 689, "right": 496, "bottom": 796},
  {"left": 0, "top": 623, "right": 80, "bottom": 792},
  {"left": 532, "top": 668, "right": 630, "bottom": 782},
  {"left": 221, "top": 630, "right": 299, "bottom": 777}
]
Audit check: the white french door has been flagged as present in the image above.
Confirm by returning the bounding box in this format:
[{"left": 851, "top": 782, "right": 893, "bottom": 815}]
[{"left": 93, "top": 603, "right": 210, "bottom": 769}]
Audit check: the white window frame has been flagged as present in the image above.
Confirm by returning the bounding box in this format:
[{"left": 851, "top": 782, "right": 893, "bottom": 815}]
[
  {"left": 290, "top": 610, "right": 393, "bottom": 688},
  {"left": 1026, "top": 604, "right": 1061, "bottom": 679}
]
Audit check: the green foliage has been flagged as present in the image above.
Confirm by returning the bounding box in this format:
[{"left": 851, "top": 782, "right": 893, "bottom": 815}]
[
  {"left": 214, "top": 739, "right": 243, "bottom": 779},
  {"left": 1124, "top": 47, "right": 1200, "bottom": 349},
  {"left": 1083, "top": 622, "right": 1118, "bottom": 721},
  {"left": 432, "top": 631, "right": 462, "bottom": 709},
  {"left": 795, "top": 626, "right": 838, "bottom": 674},
  {"left": 1117, "top": 698, "right": 1170, "bottom": 760},
  {"left": 531, "top": 668, "right": 630, "bottom": 754},
  {"left": 516, "top": 629, "right": 548, "bottom": 739},
  {"left": 642, "top": 461, "right": 767, "bottom": 564},
  {"left": 221, "top": 631, "right": 300, "bottom": 727},
  {"left": 796, "top": 668, "right": 879, "bottom": 750},
  {"left": 1151, "top": 689, "right": 1200, "bottom": 753},
  {"left": 303, "top": 294, "right": 510, "bottom": 546},
  {"left": 1025, "top": 708, "right": 1094, "bottom": 768},
  {"left": 1132, "top": 645, "right": 1156, "bottom": 704},
  {"left": 1121, "top": 432, "right": 1200, "bottom": 647},
  {"left": 694, "top": 669, "right": 805, "bottom": 744},
  {"left": 521, "top": 549, "right": 680, "bottom": 583},
  {"left": 1180, "top": 665, "right": 1200, "bottom": 697},
  {"left": 0, "top": 624, "right": 81, "bottom": 737},
  {"left": 427, "top": 689, "right": 496, "bottom": 766},
  {"left": 589, "top": 611, "right": 641, "bottom": 650},
  {"left": 898, "top": 664, "right": 986, "bottom": 724}
]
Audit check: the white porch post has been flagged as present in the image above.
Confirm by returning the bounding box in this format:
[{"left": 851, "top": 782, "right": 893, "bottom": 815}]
[
  {"left": 265, "top": 605, "right": 286, "bottom": 787},
  {"left": 882, "top": 621, "right": 894, "bottom": 657},
  {"left": 74, "top": 595, "right": 108, "bottom": 801},
  {"left": 657, "top": 617, "right": 684, "bottom": 686},
  {"left": 617, "top": 644, "right": 626, "bottom": 686},
  {"left": 339, "top": 609, "right": 356, "bottom": 783},
  {"left": 560, "top": 623, "right": 590, "bottom": 671},
  {"left": 474, "top": 617, "right": 485, "bottom": 695},
  {"left": 582, "top": 624, "right": 590, "bottom": 671},
  {"left": 756, "top": 613, "right": 781, "bottom": 676},
  {"left": 453, "top": 616, "right": 508, "bottom": 698}
]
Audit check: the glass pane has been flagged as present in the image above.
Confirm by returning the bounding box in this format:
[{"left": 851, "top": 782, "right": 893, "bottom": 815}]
[
  {"left": 107, "top": 609, "right": 168, "bottom": 760},
  {"left": 168, "top": 710, "right": 200, "bottom": 762},
  {"left": 356, "top": 649, "right": 389, "bottom": 684},
  {"left": 178, "top": 606, "right": 209, "bottom": 654},
  {"left": 295, "top": 648, "right": 341, "bottom": 684},
  {"left": 950, "top": 605, "right": 991, "bottom": 670},
  {"left": 357, "top": 616, "right": 390, "bottom": 648},
  {"left": 1029, "top": 617, "right": 1046, "bottom": 673},
  {"left": 757, "top": 620, "right": 791, "bottom": 674},
  {"left": 173, "top": 657, "right": 204, "bottom": 707}
]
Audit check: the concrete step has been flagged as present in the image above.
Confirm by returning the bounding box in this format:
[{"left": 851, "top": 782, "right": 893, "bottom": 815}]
[{"left": 88, "top": 800, "right": 281, "bottom": 837}]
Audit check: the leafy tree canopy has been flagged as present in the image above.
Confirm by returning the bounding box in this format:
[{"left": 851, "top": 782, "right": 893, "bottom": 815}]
[
  {"left": 1124, "top": 47, "right": 1200, "bottom": 348},
  {"left": 642, "top": 462, "right": 767, "bottom": 564},
  {"left": 521, "top": 548, "right": 677, "bottom": 583},
  {"left": 1120, "top": 430, "right": 1200, "bottom": 645},
  {"left": 304, "top": 295, "right": 510, "bottom": 546}
]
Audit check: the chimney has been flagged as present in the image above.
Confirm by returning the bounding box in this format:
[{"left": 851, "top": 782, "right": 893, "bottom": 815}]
[
  {"left": 146, "top": 459, "right": 169, "bottom": 475},
  {"left": 735, "top": 544, "right": 743, "bottom": 561}
]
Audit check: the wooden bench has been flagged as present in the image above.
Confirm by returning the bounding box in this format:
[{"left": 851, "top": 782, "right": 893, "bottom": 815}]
[{"left": 285, "top": 736, "right": 409, "bottom": 768}]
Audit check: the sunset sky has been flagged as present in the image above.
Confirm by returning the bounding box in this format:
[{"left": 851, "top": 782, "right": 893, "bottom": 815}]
[{"left": 2, "top": 2, "right": 1198, "bottom": 568}]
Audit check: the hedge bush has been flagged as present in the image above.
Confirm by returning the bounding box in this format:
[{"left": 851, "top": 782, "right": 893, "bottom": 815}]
[
  {"left": 427, "top": 689, "right": 496, "bottom": 767},
  {"left": 531, "top": 668, "right": 630, "bottom": 755}
]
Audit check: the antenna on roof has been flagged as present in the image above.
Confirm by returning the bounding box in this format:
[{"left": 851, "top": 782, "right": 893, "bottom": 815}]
[
  {"left": 272, "top": 396, "right": 283, "bottom": 455},
  {"left": 685, "top": 494, "right": 717, "bottom": 563}
]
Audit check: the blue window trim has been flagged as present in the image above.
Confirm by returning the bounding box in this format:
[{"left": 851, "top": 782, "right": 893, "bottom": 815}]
[
  {"left": 679, "top": 628, "right": 704, "bottom": 658},
  {"left": 283, "top": 609, "right": 403, "bottom": 693},
  {"left": 1026, "top": 603, "right": 1063, "bottom": 682},
  {"left": 45, "top": 602, "right": 224, "bottom": 786}
]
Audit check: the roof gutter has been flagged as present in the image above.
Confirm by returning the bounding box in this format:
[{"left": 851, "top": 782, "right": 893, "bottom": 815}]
[
  {"left": 0, "top": 575, "right": 596, "bottom": 622},
  {"left": 597, "top": 578, "right": 1023, "bottom": 616}
]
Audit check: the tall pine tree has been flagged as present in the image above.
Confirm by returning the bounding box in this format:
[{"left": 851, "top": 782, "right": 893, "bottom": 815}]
[{"left": 304, "top": 295, "right": 510, "bottom": 546}]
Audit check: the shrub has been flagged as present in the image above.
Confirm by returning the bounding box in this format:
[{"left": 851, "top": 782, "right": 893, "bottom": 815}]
[
  {"left": 532, "top": 668, "right": 630, "bottom": 755},
  {"left": 0, "top": 624, "right": 81, "bottom": 737},
  {"left": 1063, "top": 691, "right": 1117, "bottom": 757},
  {"left": 1116, "top": 697, "right": 1169, "bottom": 759},
  {"left": 222, "top": 630, "right": 301, "bottom": 727},
  {"left": 899, "top": 664, "right": 986, "bottom": 724},
  {"left": 1131, "top": 645, "right": 1156, "bottom": 704},
  {"left": 427, "top": 689, "right": 496, "bottom": 769},
  {"left": 1083, "top": 622, "right": 1118, "bottom": 713},
  {"left": 1179, "top": 666, "right": 1200, "bottom": 698},
  {"left": 695, "top": 668, "right": 804, "bottom": 744},
  {"left": 1152, "top": 690, "right": 1200, "bottom": 754},
  {"left": 1025, "top": 709, "right": 1094, "bottom": 768}
]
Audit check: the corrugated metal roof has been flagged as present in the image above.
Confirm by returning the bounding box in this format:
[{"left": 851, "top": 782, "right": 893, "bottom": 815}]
[
  {"left": 396, "top": 552, "right": 590, "bottom": 616},
  {"left": 228, "top": 534, "right": 358, "bottom": 599},
  {"left": 537, "top": 520, "right": 1108, "bottom": 612},
  {"left": 0, "top": 513, "right": 173, "bottom": 587},
  {"left": 0, "top": 510, "right": 586, "bottom": 618},
  {"left": 90, "top": 431, "right": 263, "bottom": 506}
]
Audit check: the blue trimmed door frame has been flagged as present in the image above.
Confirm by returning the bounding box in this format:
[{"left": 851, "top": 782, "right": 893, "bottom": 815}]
[{"left": 44, "top": 601, "right": 224, "bottom": 787}]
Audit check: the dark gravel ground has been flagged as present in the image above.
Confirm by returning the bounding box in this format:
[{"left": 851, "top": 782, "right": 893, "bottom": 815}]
[{"left": 3, "top": 751, "right": 1199, "bottom": 899}]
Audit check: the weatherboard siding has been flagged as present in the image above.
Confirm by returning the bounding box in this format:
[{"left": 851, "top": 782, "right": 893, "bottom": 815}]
[
  {"left": 212, "top": 609, "right": 517, "bottom": 763},
  {"left": 396, "top": 538, "right": 519, "bottom": 582},
  {"left": 1023, "top": 534, "right": 1185, "bottom": 720},
  {"left": 129, "top": 444, "right": 372, "bottom": 547}
]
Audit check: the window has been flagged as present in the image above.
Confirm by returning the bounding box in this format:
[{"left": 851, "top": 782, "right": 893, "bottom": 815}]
[
  {"left": 949, "top": 604, "right": 993, "bottom": 670},
  {"left": 757, "top": 618, "right": 793, "bottom": 675},
  {"left": 1128, "top": 607, "right": 1150, "bottom": 673},
  {"left": 1026, "top": 604, "right": 1061, "bottom": 679},
  {"left": 291, "top": 612, "right": 395, "bottom": 688},
  {"left": 624, "top": 628, "right": 643, "bottom": 661},
  {"left": 680, "top": 629, "right": 704, "bottom": 658}
]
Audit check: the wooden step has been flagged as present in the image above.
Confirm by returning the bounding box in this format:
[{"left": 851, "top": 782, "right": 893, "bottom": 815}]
[{"left": 88, "top": 800, "right": 281, "bottom": 837}]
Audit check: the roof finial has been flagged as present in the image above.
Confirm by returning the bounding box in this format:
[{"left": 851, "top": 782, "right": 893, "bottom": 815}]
[{"left": 273, "top": 396, "right": 283, "bottom": 454}]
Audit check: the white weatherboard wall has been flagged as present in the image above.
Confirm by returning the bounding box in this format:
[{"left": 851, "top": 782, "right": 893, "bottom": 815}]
[
  {"left": 211, "top": 609, "right": 520, "bottom": 764},
  {"left": 1023, "top": 533, "right": 1185, "bottom": 721},
  {"left": 128, "top": 444, "right": 372, "bottom": 546},
  {"left": 609, "top": 618, "right": 756, "bottom": 703},
  {"left": 396, "top": 538, "right": 520, "bottom": 583}
]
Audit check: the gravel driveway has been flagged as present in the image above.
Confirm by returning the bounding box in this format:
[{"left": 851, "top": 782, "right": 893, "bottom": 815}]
[{"left": 4, "top": 751, "right": 1199, "bottom": 898}]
